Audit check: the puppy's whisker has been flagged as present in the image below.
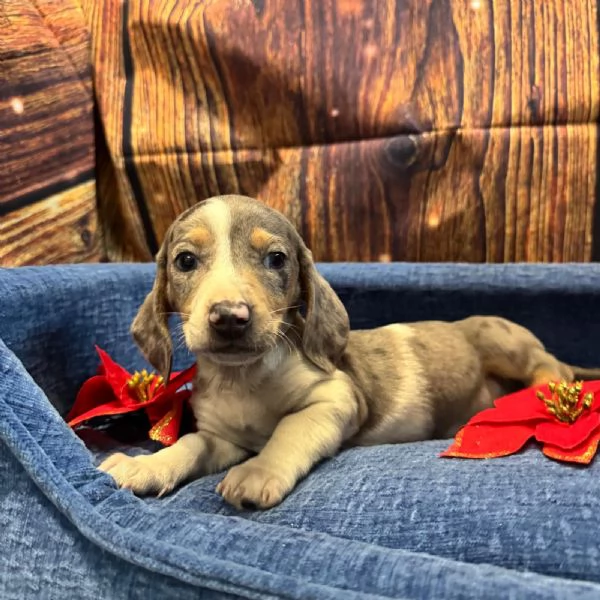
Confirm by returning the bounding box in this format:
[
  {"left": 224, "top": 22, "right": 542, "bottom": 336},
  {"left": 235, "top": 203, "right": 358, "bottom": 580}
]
[
  {"left": 272, "top": 329, "right": 294, "bottom": 355},
  {"left": 179, "top": 321, "right": 204, "bottom": 336},
  {"left": 172, "top": 321, "right": 186, "bottom": 338},
  {"left": 267, "top": 305, "right": 301, "bottom": 316},
  {"left": 169, "top": 321, "right": 192, "bottom": 354},
  {"left": 159, "top": 311, "right": 191, "bottom": 318},
  {"left": 173, "top": 334, "right": 186, "bottom": 349},
  {"left": 173, "top": 340, "right": 188, "bottom": 354},
  {"left": 264, "top": 317, "right": 296, "bottom": 354}
]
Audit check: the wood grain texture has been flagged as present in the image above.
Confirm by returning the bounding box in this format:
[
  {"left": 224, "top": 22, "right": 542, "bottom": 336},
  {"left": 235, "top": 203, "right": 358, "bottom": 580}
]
[
  {"left": 0, "top": 181, "right": 101, "bottom": 265},
  {"left": 79, "top": 0, "right": 156, "bottom": 261},
  {"left": 87, "top": 0, "right": 599, "bottom": 262},
  {"left": 0, "top": 0, "right": 100, "bottom": 265}
]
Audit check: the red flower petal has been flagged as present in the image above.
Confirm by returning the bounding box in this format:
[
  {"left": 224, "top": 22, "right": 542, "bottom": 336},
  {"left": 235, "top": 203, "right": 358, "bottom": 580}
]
[
  {"left": 95, "top": 346, "right": 135, "bottom": 402},
  {"left": 534, "top": 411, "right": 600, "bottom": 450},
  {"left": 67, "top": 400, "right": 143, "bottom": 427},
  {"left": 542, "top": 430, "right": 600, "bottom": 464},
  {"left": 148, "top": 396, "right": 187, "bottom": 446},
  {"left": 466, "top": 387, "right": 549, "bottom": 427},
  {"left": 441, "top": 422, "right": 534, "bottom": 458},
  {"left": 66, "top": 375, "right": 116, "bottom": 422},
  {"left": 582, "top": 380, "right": 600, "bottom": 399}
]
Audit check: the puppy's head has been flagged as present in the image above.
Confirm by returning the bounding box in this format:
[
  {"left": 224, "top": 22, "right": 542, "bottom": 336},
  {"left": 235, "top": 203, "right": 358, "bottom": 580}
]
[{"left": 131, "top": 195, "right": 349, "bottom": 378}]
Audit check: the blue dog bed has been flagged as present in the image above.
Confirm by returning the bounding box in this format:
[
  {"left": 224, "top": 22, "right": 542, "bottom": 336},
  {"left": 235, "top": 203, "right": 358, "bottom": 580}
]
[{"left": 3, "top": 263, "right": 600, "bottom": 599}]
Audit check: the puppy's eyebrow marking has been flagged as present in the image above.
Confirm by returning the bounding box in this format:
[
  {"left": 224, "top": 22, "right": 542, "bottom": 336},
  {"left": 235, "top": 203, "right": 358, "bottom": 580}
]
[
  {"left": 250, "top": 227, "right": 275, "bottom": 250},
  {"left": 185, "top": 227, "right": 213, "bottom": 247}
]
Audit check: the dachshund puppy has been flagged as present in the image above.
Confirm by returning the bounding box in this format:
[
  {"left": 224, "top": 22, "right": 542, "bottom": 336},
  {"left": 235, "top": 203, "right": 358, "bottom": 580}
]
[{"left": 99, "top": 195, "right": 600, "bottom": 509}]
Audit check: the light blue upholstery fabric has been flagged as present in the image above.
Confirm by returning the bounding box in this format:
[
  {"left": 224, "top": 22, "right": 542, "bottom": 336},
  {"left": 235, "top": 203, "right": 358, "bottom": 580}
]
[{"left": 3, "top": 263, "right": 600, "bottom": 599}]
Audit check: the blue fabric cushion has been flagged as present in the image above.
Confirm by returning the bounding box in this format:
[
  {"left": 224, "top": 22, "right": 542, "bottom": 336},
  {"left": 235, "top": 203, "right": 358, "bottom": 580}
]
[{"left": 3, "top": 263, "right": 600, "bottom": 599}]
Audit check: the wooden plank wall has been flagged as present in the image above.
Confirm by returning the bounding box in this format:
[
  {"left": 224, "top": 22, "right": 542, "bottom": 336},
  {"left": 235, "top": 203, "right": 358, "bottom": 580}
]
[
  {"left": 2, "top": 0, "right": 600, "bottom": 264},
  {"left": 0, "top": 0, "right": 101, "bottom": 266}
]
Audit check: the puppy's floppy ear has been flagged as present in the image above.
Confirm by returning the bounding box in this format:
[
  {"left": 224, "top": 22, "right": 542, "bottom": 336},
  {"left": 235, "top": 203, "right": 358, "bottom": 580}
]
[
  {"left": 130, "top": 241, "right": 173, "bottom": 381},
  {"left": 297, "top": 239, "right": 349, "bottom": 373}
]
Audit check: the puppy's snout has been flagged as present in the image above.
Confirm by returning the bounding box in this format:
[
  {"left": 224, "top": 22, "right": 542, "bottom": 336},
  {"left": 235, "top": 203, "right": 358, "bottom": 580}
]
[{"left": 209, "top": 302, "right": 252, "bottom": 339}]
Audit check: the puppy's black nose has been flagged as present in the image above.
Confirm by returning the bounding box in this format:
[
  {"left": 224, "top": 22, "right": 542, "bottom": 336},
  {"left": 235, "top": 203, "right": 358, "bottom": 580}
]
[{"left": 208, "top": 302, "right": 251, "bottom": 339}]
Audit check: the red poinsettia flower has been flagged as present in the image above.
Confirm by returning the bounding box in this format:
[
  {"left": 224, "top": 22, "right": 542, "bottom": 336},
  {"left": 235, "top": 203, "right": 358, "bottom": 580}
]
[
  {"left": 441, "top": 380, "right": 600, "bottom": 464},
  {"left": 67, "top": 347, "right": 196, "bottom": 446}
]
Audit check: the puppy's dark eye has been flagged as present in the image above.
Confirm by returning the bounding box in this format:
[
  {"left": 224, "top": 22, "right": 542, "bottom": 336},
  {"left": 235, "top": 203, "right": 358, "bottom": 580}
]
[
  {"left": 263, "top": 251, "right": 287, "bottom": 270},
  {"left": 174, "top": 252, "right": 198, "bottom": 272}
]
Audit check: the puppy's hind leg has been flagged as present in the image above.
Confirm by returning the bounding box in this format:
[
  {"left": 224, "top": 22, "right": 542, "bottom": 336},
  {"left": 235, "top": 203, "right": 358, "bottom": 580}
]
[
  {"left": 457, "top": 316, "right": 572, "bottom": 388},
  {"left": 523, "top": 349, "right": 574, "bottom": 387}
]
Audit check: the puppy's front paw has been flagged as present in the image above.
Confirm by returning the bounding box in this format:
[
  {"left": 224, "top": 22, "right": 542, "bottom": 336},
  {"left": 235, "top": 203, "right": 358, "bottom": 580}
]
[
  {"left": 216, "top": 459, "right": 290, "bottom": 510},
  {"left": 98, "top": 452, "right": 177, "bottom": 497}
]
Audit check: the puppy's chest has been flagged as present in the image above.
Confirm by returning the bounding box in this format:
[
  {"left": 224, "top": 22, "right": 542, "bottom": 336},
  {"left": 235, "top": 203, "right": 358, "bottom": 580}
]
[{"left": 190, "top": 382, "right": 288, "bottom": 452}]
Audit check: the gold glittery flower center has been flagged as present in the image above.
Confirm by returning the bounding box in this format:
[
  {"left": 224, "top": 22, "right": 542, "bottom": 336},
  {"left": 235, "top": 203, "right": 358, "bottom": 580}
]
[
  {"left": 127, "top": 369, "right": 164, "bottom": 403},
  {"left": 536, "top": 380, "right": 593, "bottom": 424}
]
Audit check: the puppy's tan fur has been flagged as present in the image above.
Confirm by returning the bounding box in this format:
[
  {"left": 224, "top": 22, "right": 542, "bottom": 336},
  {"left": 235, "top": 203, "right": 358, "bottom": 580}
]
[{"left": 100, "top": 195, "right": 600, "bottom": 509}]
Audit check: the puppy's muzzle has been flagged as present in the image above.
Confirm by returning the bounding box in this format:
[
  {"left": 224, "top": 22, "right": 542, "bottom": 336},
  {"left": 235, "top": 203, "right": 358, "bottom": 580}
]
[{"left": 209, "top": 301, "right": 252, "bottom": 340}]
